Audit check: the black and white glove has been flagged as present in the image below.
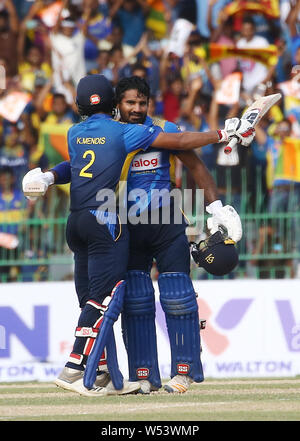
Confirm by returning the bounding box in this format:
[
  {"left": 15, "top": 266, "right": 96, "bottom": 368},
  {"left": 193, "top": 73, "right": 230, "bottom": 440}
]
[
  {"left": 217, "top": 117, "right": 255, "bottom": 147},
  {"left": 206, "top": 200, "right": 242, "bottom": 242},
  {"left": 22, "top": 167, "right": 54, "bottom": 201}
]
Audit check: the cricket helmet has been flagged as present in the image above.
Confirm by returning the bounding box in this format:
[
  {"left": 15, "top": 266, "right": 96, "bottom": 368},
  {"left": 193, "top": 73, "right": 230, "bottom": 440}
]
[{"left": 190, "top": 230, "right": 239, "bottom": 276}]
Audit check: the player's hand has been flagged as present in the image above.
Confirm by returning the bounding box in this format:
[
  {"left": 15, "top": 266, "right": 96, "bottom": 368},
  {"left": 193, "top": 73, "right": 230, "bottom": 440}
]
[
  {"left": 22, "top": 167, "right": 54, "bottom": 201},
  {"left": 231, "top": 118, "right": 255, "bottom": 146},
  {"left": 206, "top": 200, "right": 243, "bottom": 242},
  {"left": 218, "top": 118, "right": 255, "bottom": 146}
]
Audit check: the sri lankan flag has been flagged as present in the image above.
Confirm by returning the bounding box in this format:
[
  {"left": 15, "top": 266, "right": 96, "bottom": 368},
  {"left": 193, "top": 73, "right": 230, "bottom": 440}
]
[
  {"left": 224, "top": 0, "right": 280, "bottom": 19},
  {"left": 35, "top": 122, "right": 71, "bottom": 194},
  {"left": 267, "top": 138, "right": 300, "bottom": 188},
  {"left": 36, "top": 123, "right": 70, "bottom": 166},
  {"left": 146, "top": 0, "right": 167, "bottom": 39},
  {"left": 194, "top": 43, "right": 278, "bottom": 67}
]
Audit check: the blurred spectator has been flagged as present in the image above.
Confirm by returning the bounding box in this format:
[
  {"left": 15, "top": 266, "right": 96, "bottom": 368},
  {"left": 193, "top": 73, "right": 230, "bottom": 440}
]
[
  {"left": 43, "top": 92, "right": 79, "bottom": 124},
  {"left": 17, "top": 1, "right": 58, "bottom": 92},
  {"left": 26, "top": 127, "right": 49, "bottom": 172},
  {"left": 176, "top": 76, "right": 202, "bottom": 132},
  {"left": 0, "top": 166, "right": 27, "bottom": 233},
  {"left": 248, "top": 118, "right": 270, "bottom": 214},
  {"left": 274, "top": 36, "right": 293, "bottom": 83},
  {"left": 266, "top": 119, "right": 300, "bottom": 215},
  {"left": 19, "top": 0, "right": 55, "bottom": 54},
  {"left": 108, "top": 44, "right": 132, "bottom": 84},
  {"left": 0, "top": 0, "right": 19, "bottom": 78},
  {"left": 257, "top": 119, "right": 300, "bottom": 270},
  {"left": 159, "top": 51, "right": 185, "bottom": 122},
  {"left": 21, "top": 74, "right": 54, "bottom": 134},
  {"left": 278, "top": 46, "right": 300, "bottom": 138},
  {"left": 162, "top": 72, "right": 184, "bottom": 122},
  {"left": 0, "top": 124, "right": 29, "bottom": 190},
  {"left": 286, "top": 0, "right": 300, "bottom": 64},
  {"left": 110, "top": 0, "right": 150, "bottom": 48},
  {"left": 128, "top": 32, "right": 161, "bottom": 95},
  {"left": 89, "top": 49, "right": 114, "bottom": 82},
  {"left": 21, "top": 224, "right": 49, "bottom": 282},
  {"left": 166, "top": 0, "right": 197, "bottom": 26},
  {"left": 248, "top": 87, "right": 283, "bottom": 214},
  {"left": 181, "top": 31, "right": 216, "bottom": 96},
  {"left": 101, "top": 24, "right": 141, "bottom": 58},
  {"left": 195, "top": 0, "right": 227, "bottom": 37},
  {"left": 17, "top": 43, "right": 52, "bottom": 93},
  {"left": 164, "top": 11, "right": 196, "bottom": 57},
  {"left": 0, "top": 166, "right": 27, "bottom": 282},
  {"left": 236, "top": 15, "right": 270, "bottom": 99},
  {"left": 48, "top": 10, "right": 86, "bottom": 92},
  {"left": 131, "top": 62, "right": 147, "bottom": 79},
  {"left": 106, "top": 35, "right": 151, "bottom": 84},
  {"left": 207, "top": 1, "right": 238, "bottom": 78},
  {"left": 79, "top": 0, "right": 113, "bottom": 71},
  {"left": 250, "top": 223, "right": 295, "bottom": 278}
]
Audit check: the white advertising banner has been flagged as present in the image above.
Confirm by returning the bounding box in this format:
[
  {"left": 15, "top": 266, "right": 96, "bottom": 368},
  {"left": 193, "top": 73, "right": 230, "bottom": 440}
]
[{"left": 0, "top": 280, "right": 300, "bottom": 382}]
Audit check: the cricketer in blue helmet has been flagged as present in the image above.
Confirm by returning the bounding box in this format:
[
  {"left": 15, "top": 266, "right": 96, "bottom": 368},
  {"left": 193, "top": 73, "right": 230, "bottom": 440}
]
[{"left": 22, "top": 74, "right": 254, "bottom": 396}]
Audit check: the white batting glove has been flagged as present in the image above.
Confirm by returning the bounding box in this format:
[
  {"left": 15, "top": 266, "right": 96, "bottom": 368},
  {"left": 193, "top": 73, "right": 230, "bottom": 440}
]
[
  {"left": 22, "top": 168, "right": 54, "bottom": 201},
  {"left": 217, "top": 118, "right": 255, "bottom": 147},
  {"left": 206, "top": 200, "right": 243, "bottom": 242}
]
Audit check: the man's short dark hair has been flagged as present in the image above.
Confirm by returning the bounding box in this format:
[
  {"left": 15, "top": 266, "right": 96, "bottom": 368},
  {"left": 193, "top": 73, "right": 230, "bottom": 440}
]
[
  {"left": 131, "top": 63, "right": 147, "bottom": 75},
  {"left": 242, "top": 15, "right": 255, "bottom": 27},
  {"left": 0, "top": 166, "right": 14, "bottom": 177},
  {"left": 53, "top": 93, "right": 67, "bottom": 101},
  {"left": 115, "top": 76, "right": 150, "bottom": 104}
]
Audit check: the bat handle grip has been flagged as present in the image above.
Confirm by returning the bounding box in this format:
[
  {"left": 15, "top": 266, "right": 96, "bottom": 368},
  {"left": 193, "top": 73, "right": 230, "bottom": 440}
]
[{"left": 224, "top": 137, "right": 238, "bottom": 154}]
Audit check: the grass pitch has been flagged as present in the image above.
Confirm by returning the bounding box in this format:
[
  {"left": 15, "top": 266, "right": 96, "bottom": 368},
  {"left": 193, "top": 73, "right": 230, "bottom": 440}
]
[{"left": 0, "top": 378, "right": 299, "bottom": 421}]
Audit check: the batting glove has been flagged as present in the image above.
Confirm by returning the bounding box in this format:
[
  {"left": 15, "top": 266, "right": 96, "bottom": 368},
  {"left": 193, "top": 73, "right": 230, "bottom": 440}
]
[
  {"left": 206, "top": 200, "right": 243, "bottom": 242},
  {"left": 217, "top": 118, "right": 255, "bottom": 147},
  {"left": 22, "top": 167, "right": 54, "bottom": 201}
]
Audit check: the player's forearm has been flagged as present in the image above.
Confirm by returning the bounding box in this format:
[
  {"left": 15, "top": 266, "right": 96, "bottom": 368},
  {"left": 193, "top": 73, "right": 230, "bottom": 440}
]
[
  {"left": 152, "top": 131, "right": 220, "bottom": 150},
  {"left": 177, "top": 131, "right": 221, "bottom": 149}
]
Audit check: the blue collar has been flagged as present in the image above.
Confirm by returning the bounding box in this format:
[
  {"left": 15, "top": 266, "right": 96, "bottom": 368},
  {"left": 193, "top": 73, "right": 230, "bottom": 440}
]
[{"left": 88, "top": 113, "right": 112, "bottom": 121}]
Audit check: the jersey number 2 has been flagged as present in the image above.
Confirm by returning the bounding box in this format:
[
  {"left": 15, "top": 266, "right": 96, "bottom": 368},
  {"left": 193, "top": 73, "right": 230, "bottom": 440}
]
[{"left": 79, "top": 150, "right": 95, "bottom": 178}]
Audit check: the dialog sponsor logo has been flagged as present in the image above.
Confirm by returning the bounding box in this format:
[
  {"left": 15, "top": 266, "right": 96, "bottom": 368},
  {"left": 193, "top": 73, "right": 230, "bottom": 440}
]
[{"left": 131, "top": 152, "right": 160, "bottom": 171}]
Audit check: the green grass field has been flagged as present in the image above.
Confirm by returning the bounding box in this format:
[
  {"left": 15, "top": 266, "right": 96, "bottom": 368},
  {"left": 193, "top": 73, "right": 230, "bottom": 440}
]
[{"left": 0, "top": 378, "right": 300, "bottom": 421}]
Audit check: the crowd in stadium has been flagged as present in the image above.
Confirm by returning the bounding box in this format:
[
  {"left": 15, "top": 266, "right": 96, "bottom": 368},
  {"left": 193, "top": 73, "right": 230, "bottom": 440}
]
[{"left": 0, "top": 0, "right": 300, "bottom": 282}]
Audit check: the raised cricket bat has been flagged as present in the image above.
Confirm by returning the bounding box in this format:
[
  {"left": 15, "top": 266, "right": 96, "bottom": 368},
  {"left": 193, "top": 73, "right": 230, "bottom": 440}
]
[{"left": 224, "top": 93, "right": 282, "bottom": 154}]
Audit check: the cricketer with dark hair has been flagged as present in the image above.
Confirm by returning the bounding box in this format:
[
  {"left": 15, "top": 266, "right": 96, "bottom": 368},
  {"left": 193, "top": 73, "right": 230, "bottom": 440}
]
[
  {"left": 110, "top": 76, "right": 240, "bottom": 393},
  {"left": 22, "top": 74, "right": 255, "bottom": 397}
]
